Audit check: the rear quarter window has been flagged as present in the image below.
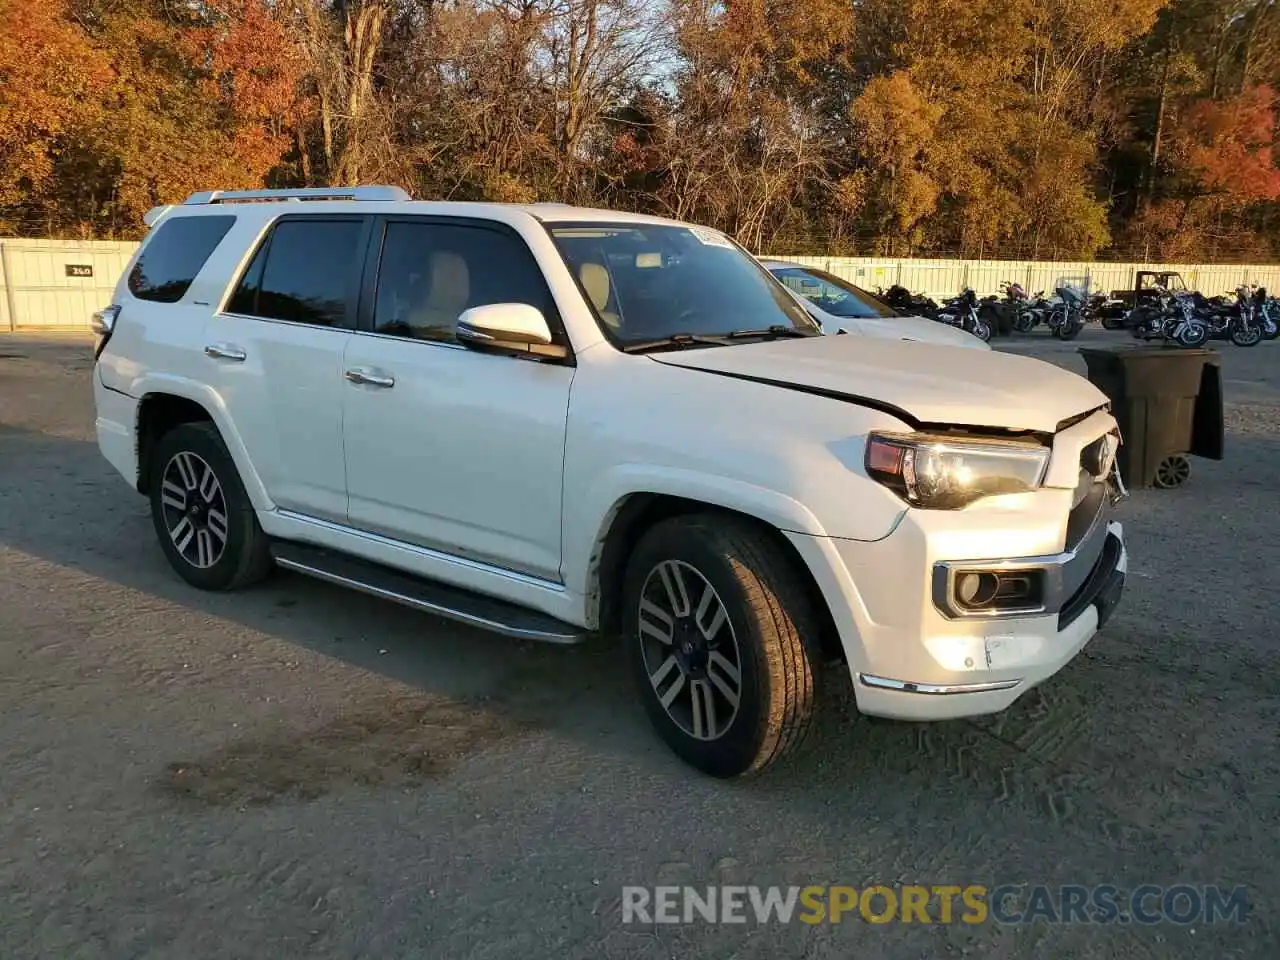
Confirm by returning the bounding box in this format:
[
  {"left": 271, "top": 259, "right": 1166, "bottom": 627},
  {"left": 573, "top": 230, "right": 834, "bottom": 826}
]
[{"left": 127, "top": 215, "right": 236, "bottom": 303}]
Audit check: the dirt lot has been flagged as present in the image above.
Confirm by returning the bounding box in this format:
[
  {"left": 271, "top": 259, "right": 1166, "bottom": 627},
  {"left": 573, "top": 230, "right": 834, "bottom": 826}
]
[{"left": 1, "top": 329, "right": 1278, "bottom": 959}]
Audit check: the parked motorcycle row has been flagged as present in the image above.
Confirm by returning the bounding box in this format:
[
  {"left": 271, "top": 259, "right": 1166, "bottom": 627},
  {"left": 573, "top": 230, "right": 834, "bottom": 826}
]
[
  {"left": 876, "top": 282, "right": 1091, "bottom": 343},
  {"left": 876, "top": 278, "right": 1280, "bottom": 348},
  {"left": 1088, "top": 283, "right": 1279, "bottom": 349}
]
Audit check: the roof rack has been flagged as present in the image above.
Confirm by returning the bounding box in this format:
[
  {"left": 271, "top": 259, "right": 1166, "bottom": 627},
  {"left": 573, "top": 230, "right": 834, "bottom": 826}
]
[{"left": 183, "top": 186, "right": 411, "bottom": 205}]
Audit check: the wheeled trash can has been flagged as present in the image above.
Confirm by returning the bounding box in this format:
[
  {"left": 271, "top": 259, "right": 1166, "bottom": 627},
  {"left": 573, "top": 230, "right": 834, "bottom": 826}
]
[{"left": 1077, "top": 347, "right": 1224, "bottom": 488}]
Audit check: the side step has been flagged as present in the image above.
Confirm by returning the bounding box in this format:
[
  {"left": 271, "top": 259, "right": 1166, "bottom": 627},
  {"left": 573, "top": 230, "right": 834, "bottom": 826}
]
[{"left": 270, "top": 542, "right": 588, "bottom": 644}]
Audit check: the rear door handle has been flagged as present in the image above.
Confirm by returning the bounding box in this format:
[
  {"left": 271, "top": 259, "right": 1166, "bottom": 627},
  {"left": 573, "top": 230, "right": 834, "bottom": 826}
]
[
  {"left": 204, "top": 343, "right": 246, "bottom": 362},
  {"left": 344, "top": 367, "right": 395, "bottom": 388}
]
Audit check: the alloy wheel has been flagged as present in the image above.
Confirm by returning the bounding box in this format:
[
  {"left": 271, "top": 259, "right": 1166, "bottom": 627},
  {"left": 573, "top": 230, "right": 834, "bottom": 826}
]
[
  {"left": 159, "top": 451, "right": 229, "bottom": 569},
  {"left": 637, "top": 559, "right": 743, "bottom": 741}
]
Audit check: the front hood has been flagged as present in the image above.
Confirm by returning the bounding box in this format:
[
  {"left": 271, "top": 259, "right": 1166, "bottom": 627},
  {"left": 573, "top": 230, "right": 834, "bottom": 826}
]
[{"left": 650, "top": 335, "right": 1107, "bottom": 432}]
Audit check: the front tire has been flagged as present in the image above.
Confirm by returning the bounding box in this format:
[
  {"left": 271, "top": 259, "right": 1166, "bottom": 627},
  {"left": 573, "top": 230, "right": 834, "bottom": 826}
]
[
  {"left": 621, "top": 515, "right": 820, "bottom": 778},
  {"left": 1175, "top": 322, "right": 1209, "bottom": 348},
  {"left": 1230, "top": 322, "right": 1263, "bottom": 347},
  {"left": 148, "top": 423, "right": 272, "bottom": 591}
]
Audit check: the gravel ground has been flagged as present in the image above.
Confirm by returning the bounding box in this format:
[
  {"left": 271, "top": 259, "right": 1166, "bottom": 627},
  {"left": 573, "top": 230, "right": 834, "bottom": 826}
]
[{"left": 1, "top": 328, "right": 1278, "bottom": 959}]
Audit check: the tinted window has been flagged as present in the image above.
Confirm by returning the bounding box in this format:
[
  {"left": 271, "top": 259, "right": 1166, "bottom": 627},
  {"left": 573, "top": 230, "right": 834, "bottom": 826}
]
[
  {"left": 226, "top": 239, "right": 267, "bottom": 316},
  {"left": 232, "top": 219, "right": 364, "bottom": 327},
  {"left": 127, "top": 215, "right": 236, "bottom": 303},
  {"left": 771, "top": 266, "right": 900, "bottom": 318},
  {"left": 372, "top": 221, "right": 554, "bottom": 342}
]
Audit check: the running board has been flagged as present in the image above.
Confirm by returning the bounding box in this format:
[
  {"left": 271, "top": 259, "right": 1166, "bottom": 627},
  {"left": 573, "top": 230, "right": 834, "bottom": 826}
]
[{"left": 270, "top": 542, "right": 587, "bottom": 644}]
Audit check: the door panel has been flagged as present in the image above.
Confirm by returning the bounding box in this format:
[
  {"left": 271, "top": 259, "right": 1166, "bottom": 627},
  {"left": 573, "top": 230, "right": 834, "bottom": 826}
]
[{"left": 342, "top": 339, "right": 572, "bottom": 581}]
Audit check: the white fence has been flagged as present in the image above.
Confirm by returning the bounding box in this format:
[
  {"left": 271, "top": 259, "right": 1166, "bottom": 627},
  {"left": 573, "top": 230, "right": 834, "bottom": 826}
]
[
  {"left": 3, "top": 237, "right": 1280, "bottom": 330},
  {"left": 0, "top": 239, "right": 137, "bottom": 330}
]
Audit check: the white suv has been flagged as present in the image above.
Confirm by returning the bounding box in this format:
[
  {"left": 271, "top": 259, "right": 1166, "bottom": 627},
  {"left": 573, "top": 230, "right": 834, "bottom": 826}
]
[{"left": 92, "top": 186, "right": 1128, "bottom": 777}]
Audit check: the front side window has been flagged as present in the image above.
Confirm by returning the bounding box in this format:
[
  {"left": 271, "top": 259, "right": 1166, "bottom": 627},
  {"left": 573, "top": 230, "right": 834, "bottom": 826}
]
[
  {"left": 371, "top": 221, "right": 555, "bottom": 342},
  {"left": 771, "top": 266, "right": 901, "bottom": 319},
  {"left": 227, "top": 219, "right": 364, "bottom": 327},
  {"left": 549, "top": 223, "right": 819, "bottom": 346},
  {"left": 128, "top": 215, "right": 236, "bottom": 303}
]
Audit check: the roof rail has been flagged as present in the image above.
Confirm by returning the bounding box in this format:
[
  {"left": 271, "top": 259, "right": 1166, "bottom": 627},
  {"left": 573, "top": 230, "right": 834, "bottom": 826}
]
[{"left": 183, "top": 186, "right": 411, "bottom": 205}]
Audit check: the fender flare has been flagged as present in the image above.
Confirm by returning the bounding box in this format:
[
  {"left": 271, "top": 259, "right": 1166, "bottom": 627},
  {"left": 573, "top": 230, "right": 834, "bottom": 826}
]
[
  {"left": 567, "top": 463, "right": 834, "bottom": 604},
  {"left": 130, "top": 374, "right": 274, "bottom": 511}
]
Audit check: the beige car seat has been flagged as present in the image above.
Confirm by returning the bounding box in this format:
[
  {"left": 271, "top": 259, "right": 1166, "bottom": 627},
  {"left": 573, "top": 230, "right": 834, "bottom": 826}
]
[{"left": 579, "top": 262, "right": 621, "bottom": 331}]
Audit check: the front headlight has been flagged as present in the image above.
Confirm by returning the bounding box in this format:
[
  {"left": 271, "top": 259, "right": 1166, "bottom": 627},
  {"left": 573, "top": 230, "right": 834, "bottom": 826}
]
[{"left": 865, "top": 431, "right": 1050, "bottom": 509}]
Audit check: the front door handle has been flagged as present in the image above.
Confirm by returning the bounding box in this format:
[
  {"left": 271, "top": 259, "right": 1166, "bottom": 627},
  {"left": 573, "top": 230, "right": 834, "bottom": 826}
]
[
  {"left": 204, "top": 343, "right": 247, "bottom": 362},
  {"left": 344, "top": 367, "right": 395, "bottom": 388}
]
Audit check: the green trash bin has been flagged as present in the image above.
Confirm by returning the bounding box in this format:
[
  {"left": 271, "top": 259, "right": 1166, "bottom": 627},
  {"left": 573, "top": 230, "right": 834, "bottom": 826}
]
[{"left": 1077, "top": 347, "right": 1224, "bottom": 489}]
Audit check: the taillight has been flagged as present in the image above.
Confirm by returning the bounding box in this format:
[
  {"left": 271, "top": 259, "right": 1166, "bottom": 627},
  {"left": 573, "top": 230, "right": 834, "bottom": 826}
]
[{"left": 91, "top": 304, "right": 120, "bottom": 360}]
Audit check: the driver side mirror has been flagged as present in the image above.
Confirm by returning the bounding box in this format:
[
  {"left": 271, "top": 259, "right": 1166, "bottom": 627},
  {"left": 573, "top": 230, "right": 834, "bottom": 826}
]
[{"left": 456, "top": 303, "right": 568, "bottom": 360}]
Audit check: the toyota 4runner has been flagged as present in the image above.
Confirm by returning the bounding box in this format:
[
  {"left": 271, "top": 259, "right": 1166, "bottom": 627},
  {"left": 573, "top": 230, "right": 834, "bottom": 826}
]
[{"left": 92, "top": 186, "right": 1128, "bottom": 777}]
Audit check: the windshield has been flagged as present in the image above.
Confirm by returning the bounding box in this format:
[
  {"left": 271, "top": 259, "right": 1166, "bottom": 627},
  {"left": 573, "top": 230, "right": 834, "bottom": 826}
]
[
  {"left": 548, "top": 223, "right": 820, "bottom": 345},
  {"left": 768, "top": 266, "right": 901, "bottom": 318}
]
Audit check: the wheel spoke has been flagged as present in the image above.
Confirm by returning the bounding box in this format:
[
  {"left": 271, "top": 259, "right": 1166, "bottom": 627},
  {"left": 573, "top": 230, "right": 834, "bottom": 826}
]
[
  {"left": 650, "top": 654, "right": 687, "bottom": 710},
  {"left": 197, "top": 464, "right": 220, "bottom": 504},
  {"left": 160, "top": 480, "right": 186, "bottom": 511},
  {"left": 195, "top": 529, "right": 214, "bottom": 568},
  {"left": 694, "top": 583, "right": 727, "bottom": 643},
  {"left": 656, "top": 560, "right": 692, "bottom": 618},
  {"left": 206, "top": 508, "right": 229, "bottom": 545},
  {"left": 689, "top": 679, "right": 716, "bottom": 740},
  {"left": 658, "top": 672, "right": 686, "bottom": 709},
  {"left": 638, "top": 598, "right": 674, "bottom": 644},
  {"left": 707, "top": 651, "right": 741, "bottom": 708},
  {"left": 170, "top": 516, "right": 194, "bottom": 554},
  {"left": 173, "top": 452, "right": 199, "bottom": 491}
]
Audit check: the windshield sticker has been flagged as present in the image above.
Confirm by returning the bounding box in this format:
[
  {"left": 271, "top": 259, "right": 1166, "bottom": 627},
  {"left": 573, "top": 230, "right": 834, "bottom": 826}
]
[{"left": 687, "top": 226, "right": 734, "bottom": 248}]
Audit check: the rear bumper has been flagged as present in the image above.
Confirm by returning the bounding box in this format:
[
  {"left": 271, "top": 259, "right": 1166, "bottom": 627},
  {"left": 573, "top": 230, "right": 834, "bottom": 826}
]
[{"left": 93, "top": 369, "right": 138, "bottom": 489}]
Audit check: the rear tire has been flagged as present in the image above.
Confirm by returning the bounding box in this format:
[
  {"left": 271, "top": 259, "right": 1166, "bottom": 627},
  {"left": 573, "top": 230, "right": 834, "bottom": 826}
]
[
  {"left": 148, "top": 423, "right": 273, "bottom": 591},
  {"left": 621, "top": 515, "right": 820, "bottom": 778}
]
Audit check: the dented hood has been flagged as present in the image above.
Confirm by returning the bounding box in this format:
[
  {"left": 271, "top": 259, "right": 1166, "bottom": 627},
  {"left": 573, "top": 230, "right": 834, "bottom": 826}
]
[{"left": 650, "top": 335, "right": 1108, "bottom": 433}]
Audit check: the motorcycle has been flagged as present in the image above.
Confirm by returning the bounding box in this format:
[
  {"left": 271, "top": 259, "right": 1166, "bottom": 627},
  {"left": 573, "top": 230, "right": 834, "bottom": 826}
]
[
  {"left": 1131, "top": 286, "right": 1210, "bottom": 347},
  {"left": 877, "top": 284, "right": 991, "bottom": 341},
  {"left": 1256, "top": 287, "right": 1280, "bottom": 340},
  {"left": 934, "top": 288, "right": 992, "bottom": 341},
  {"left": 1013, "top": 290, "right": 1053, "bottom": 333},
  {"left": 1046, "top": 285, "right": 1086, "bottom": 340},
  {"left": 877, "top": 284, "right": 938, "bottom": 317}
]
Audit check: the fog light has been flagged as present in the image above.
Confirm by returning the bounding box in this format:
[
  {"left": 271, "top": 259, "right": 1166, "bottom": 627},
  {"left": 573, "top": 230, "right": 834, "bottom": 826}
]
[{"left": 956, "top": 572, "right": 999, "bottom": 607}]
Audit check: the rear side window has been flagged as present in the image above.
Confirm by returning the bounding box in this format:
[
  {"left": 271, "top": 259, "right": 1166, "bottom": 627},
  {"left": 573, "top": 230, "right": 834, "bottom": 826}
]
[
  {"left": 227, "top": 219, "right": 364, "bottom": 328},
  {"left": 127, "top": 215, "right": 236, "bottom": 303}
]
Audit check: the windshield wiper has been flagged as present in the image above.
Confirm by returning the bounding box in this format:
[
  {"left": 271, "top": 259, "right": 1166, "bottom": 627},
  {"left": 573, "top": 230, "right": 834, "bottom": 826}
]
[
  {"left": 725, "top": 325, "right": 818, "bottom": 340},
  {"left": 620, "top": 333, "right": 730, "bottom": 354}
]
